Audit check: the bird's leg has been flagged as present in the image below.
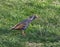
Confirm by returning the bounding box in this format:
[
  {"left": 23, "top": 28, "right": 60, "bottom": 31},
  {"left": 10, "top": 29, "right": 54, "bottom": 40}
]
[
  {"left": 22, "top": 30, "right": 26, "bottom": 36},
  {"left": 14, "top": 31, "right": 21, "bottom": 35}
]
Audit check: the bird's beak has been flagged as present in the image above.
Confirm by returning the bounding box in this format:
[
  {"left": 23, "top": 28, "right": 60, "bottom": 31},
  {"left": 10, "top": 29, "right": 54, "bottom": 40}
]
[
  {"left": 36, "top": 16, "right": 39, "bottom": 19},
  {"left": 36, "top": 15, "right": 40, "bottom": 20},
  {"left": 36, "top": 16, "right": 38, "bottom": 18}
]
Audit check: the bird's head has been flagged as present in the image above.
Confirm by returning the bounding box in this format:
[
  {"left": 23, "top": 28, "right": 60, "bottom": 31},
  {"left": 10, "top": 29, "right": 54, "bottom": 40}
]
[{"left": 29, "top": 14, "right": 38, "bottom": 20}]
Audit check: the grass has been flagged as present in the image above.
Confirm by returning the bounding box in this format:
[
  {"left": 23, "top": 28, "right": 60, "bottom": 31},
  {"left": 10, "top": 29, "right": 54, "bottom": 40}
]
[{"left": 0, "top": 0, "right": 60, "bottom": 47}]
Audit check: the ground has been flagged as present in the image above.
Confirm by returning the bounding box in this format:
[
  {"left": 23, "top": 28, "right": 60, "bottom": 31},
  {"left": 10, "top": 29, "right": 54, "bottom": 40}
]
[{"left": 0, "top": 0, "right": 60, "bottom": 47}]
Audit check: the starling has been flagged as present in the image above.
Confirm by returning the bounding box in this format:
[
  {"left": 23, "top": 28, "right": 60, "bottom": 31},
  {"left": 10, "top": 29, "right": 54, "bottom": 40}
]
[{"left": 11, "top": 15, "right": 38, "bottom": 36}]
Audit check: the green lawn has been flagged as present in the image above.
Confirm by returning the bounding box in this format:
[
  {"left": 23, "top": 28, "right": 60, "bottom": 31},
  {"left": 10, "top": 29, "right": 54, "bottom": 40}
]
[{"left": 0, "top": 0, "right": 60, "bottom": 47}]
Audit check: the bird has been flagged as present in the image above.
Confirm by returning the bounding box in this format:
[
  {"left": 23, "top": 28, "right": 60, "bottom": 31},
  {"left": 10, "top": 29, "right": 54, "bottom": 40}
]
[{"left": 10, "top": 15, "right": 38, "bottom": 36}]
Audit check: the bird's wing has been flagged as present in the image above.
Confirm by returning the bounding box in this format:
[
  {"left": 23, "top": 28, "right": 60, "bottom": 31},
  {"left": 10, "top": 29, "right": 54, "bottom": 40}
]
[
  {"left": 11, "top": 23, "right": 26, "bottom": 30},
  {"left": 15, "top": 23, "right": 26, "bottom": 29},
  {"left": 11, "top": 19, "right": 29, "bottom": 30}
]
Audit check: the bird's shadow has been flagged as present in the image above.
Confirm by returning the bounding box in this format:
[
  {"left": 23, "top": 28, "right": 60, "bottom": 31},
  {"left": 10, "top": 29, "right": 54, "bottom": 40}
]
[
  {"left": 0, "top": 28, "right": 23, "bottom": 37},
  {"left": 0, "top": 28, "right": 17, "bottom": 36},
  {"left": 0, "top": 28, "right": 60, "bottom": 43},
  {"left": 0, "top": 28, "right": 11, "bottom": 35}
]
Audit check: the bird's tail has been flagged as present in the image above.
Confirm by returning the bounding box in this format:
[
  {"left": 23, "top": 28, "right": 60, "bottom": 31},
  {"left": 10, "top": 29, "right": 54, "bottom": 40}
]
[{"left": 9, "top": 27, "right": 15, "bottom": 30}]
